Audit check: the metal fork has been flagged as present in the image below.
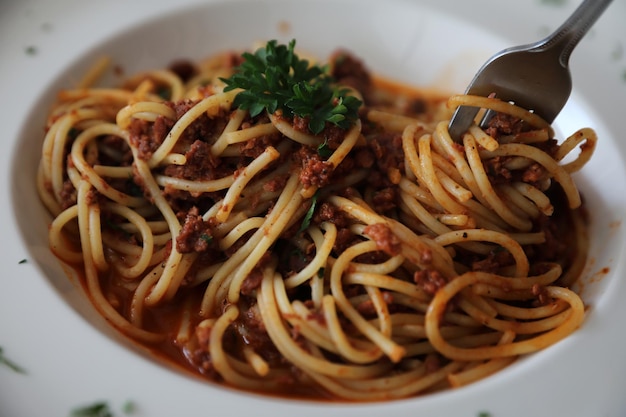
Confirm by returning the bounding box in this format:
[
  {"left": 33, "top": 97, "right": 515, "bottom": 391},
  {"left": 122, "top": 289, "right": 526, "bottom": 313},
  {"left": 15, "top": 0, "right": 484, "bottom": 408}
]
[{"left": 447, "top": 0, "right": 613, "bottom": 142}]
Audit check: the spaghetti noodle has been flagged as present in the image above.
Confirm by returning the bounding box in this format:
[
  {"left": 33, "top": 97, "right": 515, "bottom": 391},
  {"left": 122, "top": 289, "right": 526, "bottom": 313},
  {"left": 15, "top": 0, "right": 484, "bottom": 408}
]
[{"left": 37, "top": 41, "right": 596, "bottom": 400}]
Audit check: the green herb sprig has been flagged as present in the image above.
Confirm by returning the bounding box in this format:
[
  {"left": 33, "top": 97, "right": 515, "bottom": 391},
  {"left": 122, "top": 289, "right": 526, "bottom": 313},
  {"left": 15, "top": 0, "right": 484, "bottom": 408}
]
[
  {"left": 298, "top": 190, "right": 319, "bottom": 233},
  {"left": 70, "top": 400, "right": 136, "bottom": 417},
  {"left": 221, "top": 39, "right": 362, "bottom": 135},
  {"left": 71, "top": 402, "right": 113, "bottom": 417},
  {"left": 0, "top": 346, "right": 26, "bottom": 374}
]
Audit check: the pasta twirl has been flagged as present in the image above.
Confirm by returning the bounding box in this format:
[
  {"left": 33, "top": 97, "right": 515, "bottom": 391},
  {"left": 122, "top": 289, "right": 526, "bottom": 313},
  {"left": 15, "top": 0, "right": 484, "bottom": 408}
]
[{"left": 37, "top": 43, "right": 596, "bottom": 401}]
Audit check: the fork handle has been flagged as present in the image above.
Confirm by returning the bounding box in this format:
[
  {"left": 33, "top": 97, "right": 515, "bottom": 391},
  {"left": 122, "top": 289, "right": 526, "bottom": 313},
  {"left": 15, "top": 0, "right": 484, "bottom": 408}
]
[{"left": 537, "top": 0, "right": 613, "bottom": 66}]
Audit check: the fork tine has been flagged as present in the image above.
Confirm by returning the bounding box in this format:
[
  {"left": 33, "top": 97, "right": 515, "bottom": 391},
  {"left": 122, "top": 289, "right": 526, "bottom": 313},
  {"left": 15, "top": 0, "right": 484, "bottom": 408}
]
[{"left": 448, "top": 106, "right": 479, "bottom": 141}]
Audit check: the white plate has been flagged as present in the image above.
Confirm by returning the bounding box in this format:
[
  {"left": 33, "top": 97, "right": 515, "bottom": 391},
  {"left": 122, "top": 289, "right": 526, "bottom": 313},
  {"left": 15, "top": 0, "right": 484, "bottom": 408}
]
[{"left": 2, "top": 0, "right": 626, "bottom": 416}]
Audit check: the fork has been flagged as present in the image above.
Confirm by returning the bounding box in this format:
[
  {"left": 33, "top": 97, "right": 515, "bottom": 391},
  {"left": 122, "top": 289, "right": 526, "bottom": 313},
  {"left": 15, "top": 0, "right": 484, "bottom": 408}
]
[{"left": 447, "top": 0, "right": 613, "bottom": 142}]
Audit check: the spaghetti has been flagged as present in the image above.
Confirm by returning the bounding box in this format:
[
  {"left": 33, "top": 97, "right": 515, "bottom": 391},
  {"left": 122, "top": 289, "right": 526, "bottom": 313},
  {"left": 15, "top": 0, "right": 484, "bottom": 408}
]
[{"left": 37, "top": 41, "right": 596, "bottom": 400}]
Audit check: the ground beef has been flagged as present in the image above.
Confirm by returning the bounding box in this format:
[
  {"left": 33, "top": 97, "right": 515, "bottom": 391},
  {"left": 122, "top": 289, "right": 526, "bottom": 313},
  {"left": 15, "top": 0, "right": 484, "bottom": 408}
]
[
  {"left": 522, "top": 163, "right": 547, "bottom": 185},
  {"left": 296, "top": 146, "right": 334, "bottom": 189},
  {"left": 168, "top": 59, "right": 199, "bottom": 82},
  {"left": 131, "top": 163, "right": 153, "bottom": 203},
  {"left": 176, "top": 207, "right": 214, "bottom": 253},
  {"left": 407, "top": 97, "right": 427, "bottom": 115},
  {"left": 240, "top": 253, "right": 273, "bottom": 295},
  {"left": 484, "top": 112, "right": 526, "bottom": 139},
  {"left": 170, "top": 100, "right": 229, "bottom": 151},
  {"left": 354, "top": 147, "right": 375, "bottom": 169},
  {"left": 238, "top": 132, "right": 281, "bottom": 158},
  {"left": 128, "top": 116, "right": 174, "bottom": 160},
  {"left": 413, "top": 269, "right": 447, "bottom": 296},
  {"left": 323, "top": 125, "right": 349, "bottom": 150},
  {"left": 313, "top": 202, "right": 351, "bottom": 228},
  {"left": 363, "top": 223, "right": 401, "bottom": 256},
  {"left": 531, "top": 212, "right": 568, "bottom": 262},
  {"left": 371, "top": 187, "right": 397, "bottom": 214},
  {"left": 99, "top": 134, "right": 133, "bottom": 166},
  {"left": 292, "top": 115, "right": 310, "bottom": 133},
  {"left": 330, "top": 50, "right": 373, "bottom": 104},
  {"left": 483, "top": 156, "right": 513, "bottom": 184},
  {"left": 59, "top": 178, "right": 77, "bottom": 210},
  {"left": 333, "top": 227, "right": 361, "bottom": 254},
  {"left": 234, "top": 300, "right": 284, "bottom": 365},
  {"left": 84, "top": 188, "right": 99, "bottom": 205},
  {"left": 356, "top": 291, "right": 394, "bottom": 317},
  {"left": 484, "top": 156, "right": 548, "bottom": 188},
  {"left": 164, "top": 140, "right": 221, "bottom": 182},
  {"left": 369, "top": 133, "right": 404, "bottom": 174},
  {"left": 471, "top": 250, "right": 514, "bottom": 273},
  {"left": 277, "top": 242, "right": 315, "bottom": 278}
]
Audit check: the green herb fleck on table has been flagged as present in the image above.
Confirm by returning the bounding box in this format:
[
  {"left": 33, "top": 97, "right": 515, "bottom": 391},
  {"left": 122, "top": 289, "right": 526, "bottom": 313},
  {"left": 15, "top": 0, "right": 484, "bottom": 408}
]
[
  {"left": 122, "top": 400, "right": 136, "bottom": 414},
  {"left": 18, "top": 258, "right": 27, "bottom": 264},
  {"left": 0, "top": 346, "right": 26, "bottom": 374},
  {"left": 477, "top": 412, "right": 492, "bottom": 417},
  {"left": 71, "top": 402, "right": 113, "bottom": 417},
  {"left": 539, "top": 0, "right": 567, "bottom": 6},
  {"left": 611, "top": 42, "right": 623, "bottom": 61},
  {"left": 25, "top": 46, "right": 37, "bottom": 55},
  {"left": 221, "top": 39, "right": 362, "bottom": 135},
  {"left": 70, "top": 400, "right": 137, "bottom": 417}
]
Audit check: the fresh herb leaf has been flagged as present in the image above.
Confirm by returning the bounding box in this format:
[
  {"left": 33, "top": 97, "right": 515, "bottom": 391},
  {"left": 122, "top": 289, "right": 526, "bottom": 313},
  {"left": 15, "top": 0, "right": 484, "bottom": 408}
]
[
  {"left": 125, "top": 176, "right": 143, "bottom": 197},
  {"left": 611, "top": 42, "right": 623, "bottom": 61},
  {"left": 317, "top": 138, "right": 333, "bottom": 158},
  {"left": 298, "top": 190, "right": 319, "bottom": 233},
  {"left": 317, "top": 267, "right": 325, "bottom": 278},
  {"left": 221, "top": 39, "right": 362, "bottom": 135},
  {"left": 539, "top": 0, "right": 566, "bottom": 5},
  {"left": 290, "top": 248, "right": 306, "bottom": 262},
  {"left": 122, "top": 400, "right": 136, "bottom": 414},
  {"left": 68, "top": 127, "right": 81, "bottom": 139},
  {"left": 0, "top": 346, "right": 26, "bottom": 374},
  {"left": 71, "top": 401, "right": 113, "bottom": 417},
  {"left": 200, "top": 233, "right": 213, "bottom": 244},
  {"left": 104, "top": 218, "right": 132, "bottom": 239},
  {"left": 18, "top": 259, "right": 27, "bottom": 264},
  {"left": 156, "top": 86, "right": 170, "bottom": 100}
]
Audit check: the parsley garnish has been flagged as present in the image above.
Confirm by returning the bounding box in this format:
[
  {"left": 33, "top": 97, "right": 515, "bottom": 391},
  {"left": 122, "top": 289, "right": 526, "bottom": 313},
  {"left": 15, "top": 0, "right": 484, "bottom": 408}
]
[
  {"left": 200, "top": 233, "right": 213, "bottom": 245},
  {"left": 121, "top": 400, "right": 136, "bottom": 414},
  {"left": 317, "top": 138, "right": 333, "bottom": 158},
  {"left": 298, "top": 190, "right": 319, "bottom": 233},
  {"left": 221, "top": 39, "right": 362, "bottom": 134},
  {"left": 156, "top": 86, "right": 170, "bottom": 100},
  {"left": 540, "top": 0, "right": 566, "bottom": 5},
  {"left": 125, "top": 176, "right": 143, "bottom": 197},
  {"left": 71, "top": 402, "right": 113, "bottom": 417},
  {"left": 18, "top": 259, "right": 27, "bottom": 264},
  {"left": 0, "top": 346, "right": 26, "bottom": 374},
  {"left": 70, "top": 400, "right": 136, "bottom": 417},
  {"left": 68, "top": 127, "right": 80, "bottom": 139},
  {"left": 290, "top": 248, "right": 306, "bottom": 262}
]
